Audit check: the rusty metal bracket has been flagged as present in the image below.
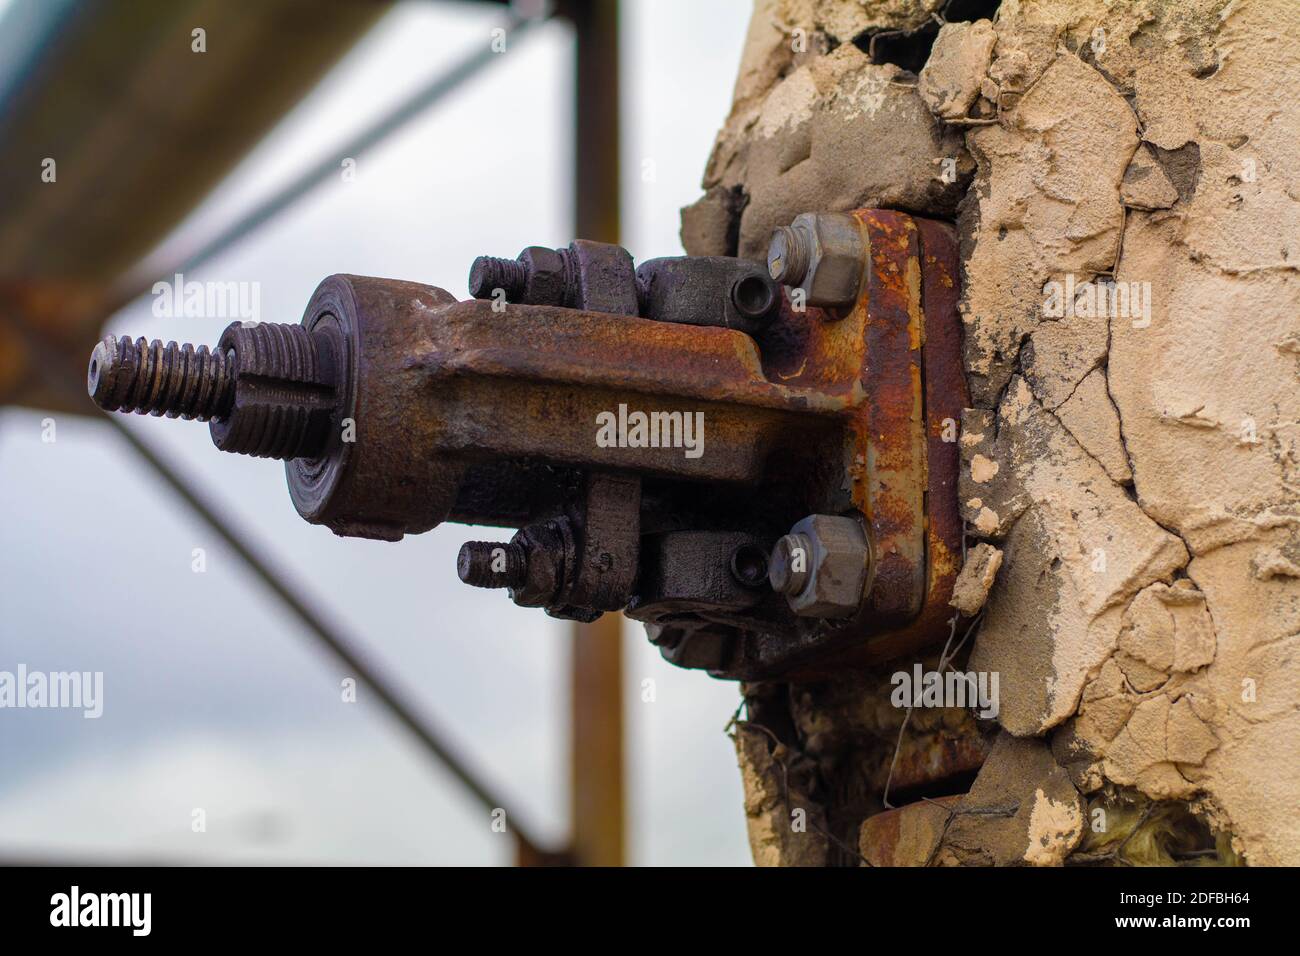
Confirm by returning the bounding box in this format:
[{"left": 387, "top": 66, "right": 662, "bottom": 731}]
[{"left": 87, "top": 209, "right": 967, "bottom": 680}]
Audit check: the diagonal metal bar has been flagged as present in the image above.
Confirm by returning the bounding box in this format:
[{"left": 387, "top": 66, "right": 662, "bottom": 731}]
[
  {"left": 107, "top": 9, "right": 546, "bottom": 311},
  {"left": 2, "top": 309, "right": 555, "bottom": 862},
  {"left": 3, "top": 6, "right": 558, "bottom": 864}
]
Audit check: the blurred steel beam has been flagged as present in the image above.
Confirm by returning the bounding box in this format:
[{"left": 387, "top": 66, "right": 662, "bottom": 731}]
[
  {"left": 0, "top": 0, "right": 392, "bottom": 285},
  {"left": 559, "top": 0, "right": 625, "bottom": 868},
  {"left": 0, "top": 3, "right": 547, "bottom": 413},
  {"left": 108, "top": 7, "right": 547, "bottom": 310},
  {"left": 0, "top": 0, "right": 393, "bottom": 411},
  {"left": 1, "top": 307, "right": 556, "bottom": 864},
  {"left": 3, "top": 0, "right": 581, "bottom": 867}
]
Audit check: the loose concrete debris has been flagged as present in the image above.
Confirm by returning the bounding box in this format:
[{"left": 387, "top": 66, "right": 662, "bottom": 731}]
[
  {"left": 694, "top": 0, "right": 1300, "bottom": 866},
  {"left": 1056, "top": 642, "right": 1221, "bottom": 805},
  {"left": 1121, "top": 145, "right": 1180, "bottom": 211},
  {"left": 934, "top": 734, "right": 1084, "bottom": 867},
  {"left": 917, "top": 20, "right": 996, "bottom": 120},
  {"left": 960, "top": 52, "right": 1138, "bottom": 407},
  {"left": 858, "top": 795, "right": 959, "bottom": 866},
  {"left": 734, "top": 719, "right": 829, "bottom": 867},
  {"left": 965, "top": 378, "right": 1189, "bottom": 736},
  {"left": 1251, "top": 542, "right": 1300, "bottom": 581},
  {"left": 682, "top": 26, "right": 970, "bottom": 259},
  {"left": 949, "top": 542, "right": 1002, "bottom": 615}
]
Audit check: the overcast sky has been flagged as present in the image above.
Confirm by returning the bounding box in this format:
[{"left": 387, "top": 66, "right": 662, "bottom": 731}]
[{"left": 0, "top": 0, "right": 756, "bottom": 865}]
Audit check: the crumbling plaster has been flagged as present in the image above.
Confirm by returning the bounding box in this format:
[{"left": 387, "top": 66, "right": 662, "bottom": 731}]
[{"left": 690, "top": 0, "right": 1300, "bottom": 865}]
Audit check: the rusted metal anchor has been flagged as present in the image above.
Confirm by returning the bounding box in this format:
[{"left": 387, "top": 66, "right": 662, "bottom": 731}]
[{"left": 87, "top": 209, "right": 967, "bottom": 680}]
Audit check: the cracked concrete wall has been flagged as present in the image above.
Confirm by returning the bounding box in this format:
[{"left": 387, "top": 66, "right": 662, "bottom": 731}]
[{"left": 684, "top": 0, "right": 1300, "bottom": 866}]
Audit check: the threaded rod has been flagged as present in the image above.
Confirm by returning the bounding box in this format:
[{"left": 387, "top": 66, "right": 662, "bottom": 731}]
[{"left": 88, "top": 335, "right": 235, "bottom": 421}]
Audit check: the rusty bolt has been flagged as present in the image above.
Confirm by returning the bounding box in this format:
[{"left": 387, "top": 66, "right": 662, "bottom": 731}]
[
  {"left": 468, "top": 256, "right": 529, "bottom": 301},
  {"left": 766, "top": 227, "right": 809, "bottom": 287},
  {"left": 454, "top": 521, "right": 575, "bottom": 610},
  {"left": 458, "top": 541, "right": 529, "bottom": 589},
  {"left": 768, "top": 534, "right": 811, "bottom": 595},
  {"left": 87, "top": 323, "right": 339, "bottom": 461},
  {"left": 470, "top": 241, "right": 638, "bottom": 315},
  {"left": 766, "top": 212, "right": 867, "bottom": 309},
  {"left": 469, "top": 246, "right": 573, "bottom": 306},
  {"left": 769, "top": 514, "right": 870, "bottom": 618},
  {"left": 88, "top": 334, "right": 235, "bottom": 421}
]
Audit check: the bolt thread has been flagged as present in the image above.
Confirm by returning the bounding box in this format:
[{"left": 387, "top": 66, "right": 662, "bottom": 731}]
[
  {"left": 468, "top": 256, "right": 528, "bottom": 301},
  {"left": 767, "top": 225, "right": 809, "bottom": 285},
  {"left": 769, "top": 533, "right": 811, "bottom": 595},
  {"left": 457, "top": 541, "right": 528, "bottom": 589},
  {"left": 88, "top": 335, "right": 235, "bottom": 421}
]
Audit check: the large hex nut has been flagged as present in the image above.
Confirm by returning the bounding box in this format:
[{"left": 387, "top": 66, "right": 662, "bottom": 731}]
[
  {"left": 769, "top": 514, "right": 871, "bottom": 618},
  {"left": 767, "top": 212, "right": 867, "bottom": 309},
  {"left": 567, "top": 239, "right": 639, "bottom": 316}
]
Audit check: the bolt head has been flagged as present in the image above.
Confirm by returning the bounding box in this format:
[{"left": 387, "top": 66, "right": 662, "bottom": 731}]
[
  {"left": 779, "top": 515, "right": 871, "bottom": 618},
  {"left": 776, "top": 213, "right": 867, "bottom": 309}
]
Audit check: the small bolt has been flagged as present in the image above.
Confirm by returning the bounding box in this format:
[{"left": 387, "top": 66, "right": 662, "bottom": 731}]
[
  {"left": 468, "top": 256, "right": 529, "bottom": 301},
  {"left": 767, "top": 224, "right": 809, "bottom": 286},
  {"left": 469, "top": 246, "right": 577, "bottom": 308},
  {"left": 768, "top": 533, "right": 811, "bottom": 595},
  {"left": 767, "top": 213, "right": 867, "bottom": 309},
  {"left": 457, "top": 541, "right": 528, "bottom": 589}
]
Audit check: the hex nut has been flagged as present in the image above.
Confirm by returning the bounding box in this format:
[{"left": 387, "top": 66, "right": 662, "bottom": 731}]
[
  {"left": 772, "top": 514, "right": 871, "bottom": 618},
  {"left": 766, "top": 212, "right": 867, "bottom": 309},
  {"left": 567, "top": 239, "right": 640, "bottom": 315},
  {"left": 518, "top": 246, "right": 569, "bottom": 306}
]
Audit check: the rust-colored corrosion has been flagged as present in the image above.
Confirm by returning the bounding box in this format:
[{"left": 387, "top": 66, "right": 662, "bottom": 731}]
[
  {"left": 859, "top": 795, "right": 964, "bottom": 867},
  {"left": 773, "top": 210, "right": 967, "bottom": 679},
  {"left": 854, "top": 210, "right": 928, "bottom": 625},
  {"left": 872, "top": 728, "right": 989, "bottom": 795},
  {"left": 824, "top": 216, "right": 969, "bottom": 671},
  {"left": 87, "top": 208, "right": 969, "bottom": 681}
]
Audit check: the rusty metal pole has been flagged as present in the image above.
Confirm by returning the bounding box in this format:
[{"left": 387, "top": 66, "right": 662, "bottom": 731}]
[
  {"left": 563, "top": 0, "right": 625, "bottom": 868},
  {"left": 570, "top": 613, "right": 624, "bottom": 866}
]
